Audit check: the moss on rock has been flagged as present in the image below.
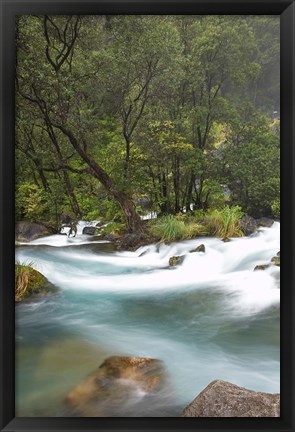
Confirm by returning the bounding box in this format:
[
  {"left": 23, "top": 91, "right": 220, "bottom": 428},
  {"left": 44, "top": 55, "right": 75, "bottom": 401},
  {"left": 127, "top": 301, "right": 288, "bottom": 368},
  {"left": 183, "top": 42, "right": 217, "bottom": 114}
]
[{"left": 15, "top": 264, "right": 52, "bottom": 301}]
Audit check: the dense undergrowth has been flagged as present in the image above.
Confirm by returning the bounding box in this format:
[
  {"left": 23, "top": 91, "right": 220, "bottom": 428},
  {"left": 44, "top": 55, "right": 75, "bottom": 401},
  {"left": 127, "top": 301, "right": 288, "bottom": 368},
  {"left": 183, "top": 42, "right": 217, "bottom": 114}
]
[{"left": 148, "top": 206, "right": 244, "bottom": 242}]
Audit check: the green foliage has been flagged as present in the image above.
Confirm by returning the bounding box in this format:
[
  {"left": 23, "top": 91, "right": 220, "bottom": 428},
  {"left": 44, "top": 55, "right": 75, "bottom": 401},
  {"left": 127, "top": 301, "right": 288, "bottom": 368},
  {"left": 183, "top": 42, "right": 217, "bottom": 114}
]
[
  {"left": 205, "top": 206, "right": 244, "bottom": 238},
  {"left": 150, "top": 215, "right": 205, "bottom": 241},
  {"left": 271, "top": 199, "right": 280, "bottom": 219},
  {"left": 15, "top": 15, "right": 280, "bottom": 228},
  {"left": 222, "top": 112, "right": 280, "bottom": 217},
  {"left": 101, "top": 221, "right": 126, "bottom": 236},
  {"left": 16, "top": 183, "right": 47, "bottom": 222}
]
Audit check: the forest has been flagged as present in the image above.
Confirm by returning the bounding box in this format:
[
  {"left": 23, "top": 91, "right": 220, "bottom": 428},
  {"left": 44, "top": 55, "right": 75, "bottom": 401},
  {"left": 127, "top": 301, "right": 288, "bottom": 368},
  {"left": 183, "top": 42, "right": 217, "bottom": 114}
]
[
  {"left": 15, "top": 15, "right": 280, "bottom": 417},
  {"left": 16, "top": 15, "right": 280, "bottom": 238}
]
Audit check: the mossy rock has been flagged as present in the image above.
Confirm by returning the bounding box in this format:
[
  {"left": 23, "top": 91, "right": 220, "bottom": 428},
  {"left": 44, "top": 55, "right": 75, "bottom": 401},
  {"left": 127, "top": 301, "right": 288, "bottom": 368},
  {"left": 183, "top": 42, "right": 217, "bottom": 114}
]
[
  {"left": 254, "top": 264, "right": 271, "bottom": 271},
  {"left": 15, "top": 265, "right": 56, "bottom": 302},
  {"left": 190, "top": 244, "right": 205, "bottom": 253},
  {"left": 271, "top": 256, "right": 280, "bottom": 266},
  {"left": 169, "top": 255, "right": 185, "bottom": 266}
]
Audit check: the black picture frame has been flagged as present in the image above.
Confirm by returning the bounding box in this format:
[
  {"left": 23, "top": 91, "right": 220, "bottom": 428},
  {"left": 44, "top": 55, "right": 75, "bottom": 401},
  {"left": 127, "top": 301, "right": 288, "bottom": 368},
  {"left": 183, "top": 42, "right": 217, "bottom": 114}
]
[{"left": 0, "top": 1, "right": 294, "bottom": 431}]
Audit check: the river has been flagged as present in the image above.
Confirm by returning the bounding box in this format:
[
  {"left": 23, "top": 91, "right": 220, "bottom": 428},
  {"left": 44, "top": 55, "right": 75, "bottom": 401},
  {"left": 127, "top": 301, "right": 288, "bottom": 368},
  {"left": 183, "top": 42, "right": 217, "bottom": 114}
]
[{"left": 15, "top": 221, "right": 280, "bottom": 416}]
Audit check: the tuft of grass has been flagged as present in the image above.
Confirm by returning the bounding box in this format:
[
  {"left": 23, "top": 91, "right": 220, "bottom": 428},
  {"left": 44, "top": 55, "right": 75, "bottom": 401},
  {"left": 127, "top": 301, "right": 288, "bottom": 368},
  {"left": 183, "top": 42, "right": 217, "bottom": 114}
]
[
  {"left": 205, "top": 206, "right": 244, "bottom": 238},
  {"left": 150, "top": 215, "right": 205, "bottom": 242},
  {"left": 15, "top": 261, "right": 48, "bottom": 302}
]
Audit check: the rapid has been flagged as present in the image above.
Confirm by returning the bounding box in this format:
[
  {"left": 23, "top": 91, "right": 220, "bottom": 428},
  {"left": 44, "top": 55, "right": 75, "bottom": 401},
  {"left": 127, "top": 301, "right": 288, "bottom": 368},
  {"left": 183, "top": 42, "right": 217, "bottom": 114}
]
[{"left": 15, "top": 221, "right": 280, "bottom": 416}]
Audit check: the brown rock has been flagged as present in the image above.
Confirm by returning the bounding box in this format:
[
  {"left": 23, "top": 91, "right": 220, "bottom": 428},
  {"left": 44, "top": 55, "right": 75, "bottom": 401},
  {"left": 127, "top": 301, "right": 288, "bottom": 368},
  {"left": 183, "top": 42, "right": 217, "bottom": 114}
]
[
  {"left": 254, "top": 264, "right": 271, "bottom": 271},
  {"left": 190, "top": 244, "right": 205, "bottom": 253},
  {"left": 271, "top": 256, "right": 280, "bottom": 266},
  {"left": 65, "top": 355, "right": 165, "bottom": 416},
  {"left": 181, "top": 380, "right": 280, "bottom": 417},
  {"left": 169, "top": 255, "right": 185, "bottom": 266}
]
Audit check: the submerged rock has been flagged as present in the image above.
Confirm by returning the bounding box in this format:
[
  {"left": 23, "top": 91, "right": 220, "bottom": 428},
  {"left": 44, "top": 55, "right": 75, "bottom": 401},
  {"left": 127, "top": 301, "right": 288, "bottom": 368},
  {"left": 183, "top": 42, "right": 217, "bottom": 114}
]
[
  {"left": 254, "top": 264, "right": 271, "bottom": 271},
  {"left": 169, "top": 255, "right": 185, "bottom": 266},
  {"left": 64, "top": 355, "right": 165, "bottom": 416},
  {"left": 15, "top": 221, "right": 53, "bottom": 242},
  {"left": 190, "top": 244, "right": 205, "bottom": 253},
  {"left": 181, "top": 380, "right": 280, "bottom": 417},
  {"left": 254, "top": 250, "right": 280, "bottom": 271}
]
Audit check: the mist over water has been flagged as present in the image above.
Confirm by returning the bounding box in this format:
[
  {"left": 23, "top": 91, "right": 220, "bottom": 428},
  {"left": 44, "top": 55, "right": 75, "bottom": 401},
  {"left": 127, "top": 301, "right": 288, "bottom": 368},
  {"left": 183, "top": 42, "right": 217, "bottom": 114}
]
[{"left": 15, "top": 222, "right": 280, "bottom": 416}]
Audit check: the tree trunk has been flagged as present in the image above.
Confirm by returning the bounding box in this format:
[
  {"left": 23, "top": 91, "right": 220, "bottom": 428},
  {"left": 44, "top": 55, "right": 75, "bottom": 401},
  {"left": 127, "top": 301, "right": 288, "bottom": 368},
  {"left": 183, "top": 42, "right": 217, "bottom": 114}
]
[
  {"left": 173, "top": 156, "right": 180, "bottom": 213},
  {"left": 123, "top": 133, "right": 131, "bottom": 178},
  {"left": 158, "top": 172, "right": 169, "bottom": 215},
  {"left": 112, "top": 190, "right": 142, "bottom": 233},
  {"left": 54, "top": 124, "right": 142, "bottom": 233},
  {"left": 62, "top": 170, "right": 81, "bottom": 217},
  {"left": 46, "top": 123, "right": 82, "bottom": 217},
  {"left": 185, "top": 172, "right": 195, "bottom": 212}
]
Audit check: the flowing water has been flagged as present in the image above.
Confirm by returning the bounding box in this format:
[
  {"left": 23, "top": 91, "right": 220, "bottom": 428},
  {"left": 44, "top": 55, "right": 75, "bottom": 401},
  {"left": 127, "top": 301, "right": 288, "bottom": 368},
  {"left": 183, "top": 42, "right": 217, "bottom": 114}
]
[{"left": 15, "top": 222, "right": 280, "bottom": 416}]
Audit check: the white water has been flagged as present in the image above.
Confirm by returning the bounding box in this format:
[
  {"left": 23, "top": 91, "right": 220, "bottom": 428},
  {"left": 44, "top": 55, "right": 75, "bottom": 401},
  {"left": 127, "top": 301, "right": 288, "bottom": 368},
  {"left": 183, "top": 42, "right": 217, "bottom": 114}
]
[{"left": 15, "top": 222, "right": 280, "bottom": 416}]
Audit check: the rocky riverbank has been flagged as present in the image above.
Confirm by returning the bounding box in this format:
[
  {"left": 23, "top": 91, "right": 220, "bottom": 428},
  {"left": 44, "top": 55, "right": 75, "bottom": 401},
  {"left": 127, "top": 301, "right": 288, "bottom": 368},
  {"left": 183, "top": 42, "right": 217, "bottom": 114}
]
[
  {"left": 63, "top": 355, "right": 280, "bottom": 417},
  {"left": 15, "top": 215, "right": 276, "bottom": 248}
]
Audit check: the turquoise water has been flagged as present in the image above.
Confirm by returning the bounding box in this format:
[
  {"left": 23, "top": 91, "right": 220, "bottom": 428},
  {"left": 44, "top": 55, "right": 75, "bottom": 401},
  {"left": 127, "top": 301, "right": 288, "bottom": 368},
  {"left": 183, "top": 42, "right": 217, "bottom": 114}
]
[{"left": 15, "top": 222, "right": 280, "bottom": 416}]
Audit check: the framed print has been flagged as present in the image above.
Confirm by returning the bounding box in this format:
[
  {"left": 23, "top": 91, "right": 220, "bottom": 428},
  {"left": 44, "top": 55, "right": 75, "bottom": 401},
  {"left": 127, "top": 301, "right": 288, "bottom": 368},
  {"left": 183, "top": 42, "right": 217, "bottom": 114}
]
[{"left": 1, "top": 0, "right": 294, "bottom": 431}]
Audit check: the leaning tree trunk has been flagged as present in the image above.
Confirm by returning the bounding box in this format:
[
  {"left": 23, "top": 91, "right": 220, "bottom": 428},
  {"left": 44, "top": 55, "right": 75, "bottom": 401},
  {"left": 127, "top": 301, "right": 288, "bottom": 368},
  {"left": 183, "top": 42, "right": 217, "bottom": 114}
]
[
  {"left": 62, "top": 169, "right": 82, "bottom": 217},
  {"left": 112, "top": 190, "right": 143, "bottom": 233},
  {"left": 54, "top": 124, "right": 142, "bottom": 233}
]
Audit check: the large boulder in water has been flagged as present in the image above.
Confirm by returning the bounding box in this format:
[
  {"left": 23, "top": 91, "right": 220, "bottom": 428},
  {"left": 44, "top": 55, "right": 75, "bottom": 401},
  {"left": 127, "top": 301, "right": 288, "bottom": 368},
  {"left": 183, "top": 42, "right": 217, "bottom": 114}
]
[
  {"left": 64, "top": 355, "right": 165, "bottom": 416},
  {"left": 15, "top": 221, "right": 53, "bottom": 242},
  {"left": 181, "top": 380, "right": 280, "bottom": 417}
]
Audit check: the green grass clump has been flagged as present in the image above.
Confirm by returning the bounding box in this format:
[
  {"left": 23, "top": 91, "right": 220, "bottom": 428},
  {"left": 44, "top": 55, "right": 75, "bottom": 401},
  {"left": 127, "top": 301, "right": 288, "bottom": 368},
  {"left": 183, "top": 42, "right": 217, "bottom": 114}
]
[
  {"left": 15, "top": 262, "right": 48, "bottom": 302},
  {"left": 205, "top": 205, "right": 244, "bottom": 238},
  {"left": 150, "top": 215, "right": 205, "bottom": 242}
]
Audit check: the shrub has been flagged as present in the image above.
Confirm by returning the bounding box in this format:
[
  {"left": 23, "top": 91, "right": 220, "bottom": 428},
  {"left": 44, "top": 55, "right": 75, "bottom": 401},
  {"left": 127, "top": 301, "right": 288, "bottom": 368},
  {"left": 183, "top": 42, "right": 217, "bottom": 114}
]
[
  {"left": 100, "top": 221, "right": 126, "bottom": 236},
  {"left": 150, "top": 215, "right": 205, "bottom": 241},
  {"left": 205, "top": 205, "right": 244, "bottom": 238},
  {"left": 16, "top": 183, "right": 47, "bottom": 222},
  {"left": 271, "top": 199, "right": 280, "bottom": 219}
]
